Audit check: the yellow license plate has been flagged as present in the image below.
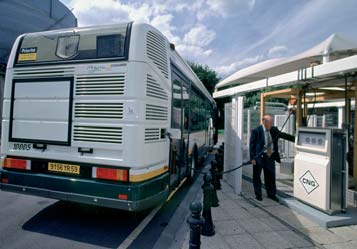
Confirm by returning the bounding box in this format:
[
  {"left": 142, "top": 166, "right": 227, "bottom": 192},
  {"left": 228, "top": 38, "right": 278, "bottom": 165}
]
[{"left": 48, "top": 162, "right": 80, "bottom": 175}]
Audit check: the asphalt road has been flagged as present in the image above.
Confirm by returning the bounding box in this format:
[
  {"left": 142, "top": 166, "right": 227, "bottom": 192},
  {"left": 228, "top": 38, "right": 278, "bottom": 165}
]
[
  {"left": 0, "top": 190, "right": 152, "bottom": 249},
  {"left": 0, "top": 156, "right": 209, "bottom": 249}
]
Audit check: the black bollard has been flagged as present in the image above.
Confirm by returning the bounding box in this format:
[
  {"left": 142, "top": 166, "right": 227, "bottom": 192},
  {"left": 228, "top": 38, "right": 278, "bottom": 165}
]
[
  {"left": 211, "top": 184, "right": 220, "bottom": 208},
  {"left": 215, "top": 152, "right": 223, "bottom": 164},
  {"left": 210, "top": 160, "right": 221, "bottom": 190},
  {"left": 215, "top": 153, "right": 224, "bottom": 180},
  {"left": 209, "top": 162, "right": 220, "bottom": 207},
  {"left": 187, "top": 201, "right": 205, "bottom": 249},
  {"left": 201, "top": 173, "right": 215, "bottom": 236}
]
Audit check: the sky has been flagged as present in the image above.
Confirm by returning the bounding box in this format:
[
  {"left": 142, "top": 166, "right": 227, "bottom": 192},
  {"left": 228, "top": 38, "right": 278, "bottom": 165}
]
[{"left": 60, "top": 0, "right": 357, "bottom": 78}]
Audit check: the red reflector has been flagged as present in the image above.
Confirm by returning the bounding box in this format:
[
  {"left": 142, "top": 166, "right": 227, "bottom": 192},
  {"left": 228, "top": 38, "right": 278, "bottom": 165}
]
[
  {"left": 3, "top": 158, "right": 27, "bottom": 170},
  {"left": 118, "top": 194, "right": 128, "bottom": 200},
  {"left": 1, "top": 178, "right": 9, "bottom": 183}
]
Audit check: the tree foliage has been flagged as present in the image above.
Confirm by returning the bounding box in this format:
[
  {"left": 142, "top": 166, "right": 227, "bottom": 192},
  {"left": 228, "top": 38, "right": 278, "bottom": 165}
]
[
  {"left": 188, "top": 61, "right": 219, "bottom": 95},
  {"left": 189, "top": 61, "right": 229, "bottom": 129},
  {"left": 188, "top": 61, "right": 290, "bottom": 129}
]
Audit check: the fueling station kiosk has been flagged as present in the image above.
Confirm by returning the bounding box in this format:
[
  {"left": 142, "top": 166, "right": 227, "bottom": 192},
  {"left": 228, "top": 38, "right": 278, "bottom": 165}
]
[{"left": 294, "top": 127, "right": 346, "bottom": 214}]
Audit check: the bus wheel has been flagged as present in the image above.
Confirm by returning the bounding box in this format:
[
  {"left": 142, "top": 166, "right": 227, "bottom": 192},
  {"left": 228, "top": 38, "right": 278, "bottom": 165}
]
[{"left": 187, "top": 147, "right": 198, "bottom": 183}]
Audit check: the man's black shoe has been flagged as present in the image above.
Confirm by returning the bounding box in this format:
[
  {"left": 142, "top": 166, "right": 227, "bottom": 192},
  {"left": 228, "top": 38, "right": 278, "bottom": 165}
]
[
  {"left": 256, "top": 196, "right": 263, "bottom": 201},
  {"left": 268, "top": 195, "right": 279, "bottom": 202}
]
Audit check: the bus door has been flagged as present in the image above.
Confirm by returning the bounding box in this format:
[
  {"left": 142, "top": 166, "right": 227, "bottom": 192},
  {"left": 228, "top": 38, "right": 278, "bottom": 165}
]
[
  {"left": 182, "top": 83, "right": 190, "bottom": 180},
  {"left": 170, "top": 73, "right": 190, "bottom": 187}
]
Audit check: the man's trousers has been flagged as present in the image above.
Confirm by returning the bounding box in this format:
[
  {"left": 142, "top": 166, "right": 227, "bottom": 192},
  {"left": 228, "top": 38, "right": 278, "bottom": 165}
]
[{"left": 253, "top": 155, "right": 276, "bottom": 198}]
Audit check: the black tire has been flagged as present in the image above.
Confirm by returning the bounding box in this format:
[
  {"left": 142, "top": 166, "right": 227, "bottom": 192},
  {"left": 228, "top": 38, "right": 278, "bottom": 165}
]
[{"left": 187, "top": 146, "right": 198, "bottom": 183}]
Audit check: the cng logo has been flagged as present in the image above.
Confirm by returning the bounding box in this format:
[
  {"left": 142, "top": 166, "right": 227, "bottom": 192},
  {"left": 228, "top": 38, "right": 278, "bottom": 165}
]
[{"left": 299, "top": 170, "right": 319, "bottom": 194}]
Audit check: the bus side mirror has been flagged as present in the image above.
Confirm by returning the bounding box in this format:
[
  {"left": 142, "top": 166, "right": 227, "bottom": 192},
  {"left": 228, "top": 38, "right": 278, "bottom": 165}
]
[{"left": 166, "top": 128, "right": 181, "bottom": 140}]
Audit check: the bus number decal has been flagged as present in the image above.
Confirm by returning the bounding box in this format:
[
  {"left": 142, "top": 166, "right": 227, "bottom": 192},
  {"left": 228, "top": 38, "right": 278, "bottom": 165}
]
[{"left": 13, "top": 143, "right": 32, "bottom": 151}]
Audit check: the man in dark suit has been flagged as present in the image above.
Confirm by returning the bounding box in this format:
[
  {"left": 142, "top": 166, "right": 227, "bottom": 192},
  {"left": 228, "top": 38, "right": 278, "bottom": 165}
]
[{"left": 249, "top": 115, "right": 295, "bottom": 201}]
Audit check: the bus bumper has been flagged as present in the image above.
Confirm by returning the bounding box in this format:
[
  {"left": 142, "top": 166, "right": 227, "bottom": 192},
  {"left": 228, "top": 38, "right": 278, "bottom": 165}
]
[{"left": 0, "top": 170, "right": 169, "bottom": 211}]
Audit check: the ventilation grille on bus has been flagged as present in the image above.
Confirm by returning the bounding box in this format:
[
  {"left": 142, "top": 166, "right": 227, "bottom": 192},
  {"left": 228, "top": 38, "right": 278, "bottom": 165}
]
[
  {"left": 146, "top": 104, "right": 168, "bottom": 121},
  {"left": 146, "top": 31, "right": 169, "bottom": 79},
  {"left": 144, "top": 128, "right": 161, "bottom": 142},
  {"left": 146, "top": 74, "right": 168, "bottom": 100},
  {"left": 73, "top": 125, "right": 123, "bottom": 144},
  {"left": 74, "top": 103, "right": 124, "bottom": 119},
  {"left": 75, "top": 74, "right": 125, "bottom": 95},
  {"left": 13, "top": 66, "right": 74, "bottom": 78}
]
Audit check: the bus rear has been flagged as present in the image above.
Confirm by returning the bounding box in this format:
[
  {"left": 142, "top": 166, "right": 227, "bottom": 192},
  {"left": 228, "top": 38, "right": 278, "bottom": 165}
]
[{"left": 0, "top": 22, "right": 172, "bottom": 211}]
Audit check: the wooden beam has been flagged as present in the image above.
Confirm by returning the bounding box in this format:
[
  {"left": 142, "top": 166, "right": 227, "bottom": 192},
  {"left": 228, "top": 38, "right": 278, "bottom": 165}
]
[
  {"left": 260, "top": 92, "right": 265, "bottom": 123},
  {"left": 261, "top": 88, "right": 298, "bottom": 98},
  {"left": 302, "top": 91, "right": 354, "bottom": 102},
  {"left": 272, "top": 94, "right": 297, "bottom": 99},
  {"left": 260, "top": 87, "right": 354, "bottom": 102},
  {"left": 353, "top": 81, "right": 357, "bottom": 189}
]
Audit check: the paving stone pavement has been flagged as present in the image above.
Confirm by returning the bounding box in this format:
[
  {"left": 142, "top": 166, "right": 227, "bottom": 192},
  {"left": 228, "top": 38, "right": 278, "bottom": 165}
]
[{"left": 177, "top": 179, "right": 357, "bottom": 249}]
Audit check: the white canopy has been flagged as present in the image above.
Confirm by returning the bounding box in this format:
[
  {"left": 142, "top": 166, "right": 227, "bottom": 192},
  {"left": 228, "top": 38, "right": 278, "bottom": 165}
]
[{"left": 216, "top": 33, "right": 357, "bottom": 91}]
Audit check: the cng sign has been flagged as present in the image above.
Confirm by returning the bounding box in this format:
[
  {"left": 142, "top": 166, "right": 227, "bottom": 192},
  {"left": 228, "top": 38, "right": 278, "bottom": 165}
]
[{"left": 299, "top": 170, "right": 319, "bottom": 194}]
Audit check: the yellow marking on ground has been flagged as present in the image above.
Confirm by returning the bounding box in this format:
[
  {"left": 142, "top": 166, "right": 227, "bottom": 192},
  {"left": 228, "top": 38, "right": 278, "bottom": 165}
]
[{"left": 166, "top": 177, "right": 187, "bottom": 202}]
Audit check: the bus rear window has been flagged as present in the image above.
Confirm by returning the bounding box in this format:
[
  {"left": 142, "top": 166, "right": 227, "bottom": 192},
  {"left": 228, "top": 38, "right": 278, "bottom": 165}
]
[
  {"left": 16, "top": 23, "right": 130, "bottom": 65},
  {"left": 97, "top": 34, "right": 123, "bottom": 58}
]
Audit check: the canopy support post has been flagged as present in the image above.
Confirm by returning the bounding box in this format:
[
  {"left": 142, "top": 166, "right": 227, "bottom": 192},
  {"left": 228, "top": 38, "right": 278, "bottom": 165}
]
[{"left": 260, "top": 92, "right": 265, "bottom": 122}]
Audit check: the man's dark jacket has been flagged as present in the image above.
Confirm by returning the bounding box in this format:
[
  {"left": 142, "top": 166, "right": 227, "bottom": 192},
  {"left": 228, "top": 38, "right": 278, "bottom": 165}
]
[{"left": 249, "top": 126, "right": 295, "bottom": 163}]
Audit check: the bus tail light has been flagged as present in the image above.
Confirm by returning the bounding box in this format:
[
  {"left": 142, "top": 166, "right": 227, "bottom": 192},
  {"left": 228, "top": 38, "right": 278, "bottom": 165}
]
[
  {"left": 118, "top": 194, "right": 128, "bottom": 200},
  {"left": 2, "top": 158, "right": 31, "bottom": 170},
  {"left": 93, "top": 167, "right": 129, "bottom": 182}
]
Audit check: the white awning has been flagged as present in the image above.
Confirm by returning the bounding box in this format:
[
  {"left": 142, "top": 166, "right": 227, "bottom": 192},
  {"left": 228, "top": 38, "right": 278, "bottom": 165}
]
[
  {"left": 214, "top": 33, "right": 357, "bottom": 97},
  {"left": 213, "top": 54, "right": 357, "bottom": 98}
]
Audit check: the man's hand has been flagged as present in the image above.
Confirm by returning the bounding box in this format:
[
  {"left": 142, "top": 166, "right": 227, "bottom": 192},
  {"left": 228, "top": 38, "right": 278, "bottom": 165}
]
[{"left": 251, "top": 159, "right": 256, "bottom": 165}]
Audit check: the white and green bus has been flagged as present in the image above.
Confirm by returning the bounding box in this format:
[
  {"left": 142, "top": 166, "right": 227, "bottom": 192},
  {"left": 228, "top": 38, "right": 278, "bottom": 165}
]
[{"left": 0, "top": 22, "right": 216, "bottom": 211}]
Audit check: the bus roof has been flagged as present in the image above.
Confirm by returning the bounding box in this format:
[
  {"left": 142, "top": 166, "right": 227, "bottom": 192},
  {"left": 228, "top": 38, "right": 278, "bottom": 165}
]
[{"left": 21, "top": 22, "right": 131, "bottom": 37}]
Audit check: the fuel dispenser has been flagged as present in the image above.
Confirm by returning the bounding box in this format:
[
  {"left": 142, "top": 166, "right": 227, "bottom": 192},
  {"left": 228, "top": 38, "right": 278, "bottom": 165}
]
[{"left": 294, "top": 127, "right": 346, "bottom": 214}]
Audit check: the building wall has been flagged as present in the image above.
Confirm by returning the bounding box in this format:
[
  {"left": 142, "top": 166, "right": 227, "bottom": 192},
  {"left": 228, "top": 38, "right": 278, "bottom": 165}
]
[
  {"left": 0, "top": 0, "right": 77, "bottom": 64},
  {"left": 0, "top": 0, "right": 77, "bottom": 140}
]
